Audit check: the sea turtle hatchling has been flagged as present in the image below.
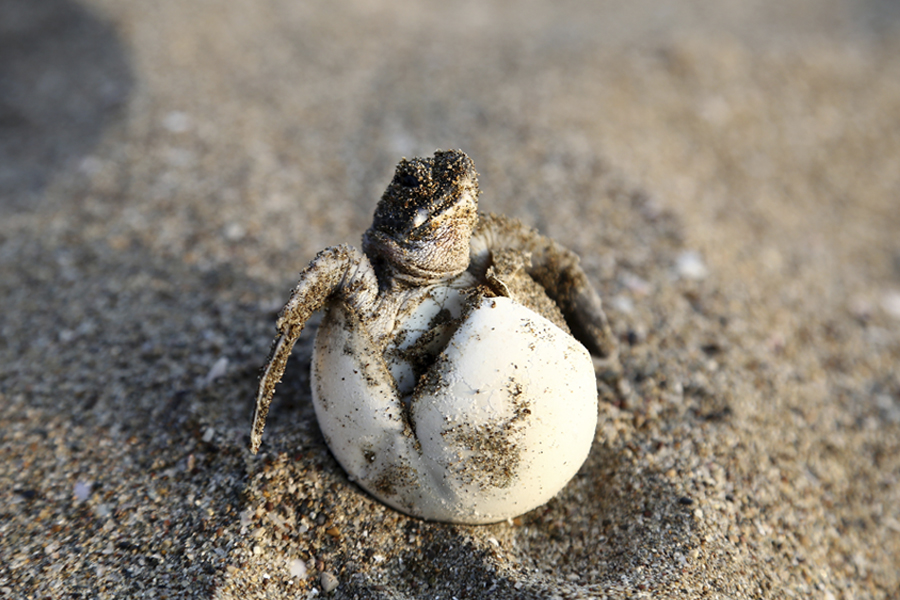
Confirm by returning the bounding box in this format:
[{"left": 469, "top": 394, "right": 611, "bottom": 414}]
[{"left": 251, "top": 149, "right": 620, "bottom": 524}]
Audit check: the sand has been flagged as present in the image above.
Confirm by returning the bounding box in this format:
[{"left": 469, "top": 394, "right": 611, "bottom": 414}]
[{"left": 1, "top": 0, "right": 899, "bottom": 598}]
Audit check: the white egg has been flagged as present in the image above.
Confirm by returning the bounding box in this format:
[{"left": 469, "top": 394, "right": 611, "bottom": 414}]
[{"left": 311, "top": 294, "right": 597, "bottom": 524}]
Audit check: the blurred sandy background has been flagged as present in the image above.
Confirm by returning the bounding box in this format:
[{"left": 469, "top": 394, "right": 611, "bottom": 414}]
[{"left": 1, "top": 0, "right": 899, "bottom": 598}]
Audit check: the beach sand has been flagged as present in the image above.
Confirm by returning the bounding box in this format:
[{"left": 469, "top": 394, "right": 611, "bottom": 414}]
[{"left": 1, "top": 0, "right": 899, "bottom": 597}]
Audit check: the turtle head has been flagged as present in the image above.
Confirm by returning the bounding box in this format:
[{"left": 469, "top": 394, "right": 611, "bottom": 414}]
[{"left": 363, "top": 149, "right": 479, "bottom": 285}]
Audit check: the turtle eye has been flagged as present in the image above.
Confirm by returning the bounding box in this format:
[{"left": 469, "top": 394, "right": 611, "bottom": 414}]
[
  {"left": 398, "top": 173, "right": 420, "bottom": 188},
  {"left": 412, "top": 207, "right": 429, "bottom": 228}
]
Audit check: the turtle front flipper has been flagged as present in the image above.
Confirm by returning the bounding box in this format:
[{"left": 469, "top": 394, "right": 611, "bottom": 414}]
[
  {"left": 469, "top": 212, "right": 623, "bottom": 387},
  {"left": 251, "top": 244, "right": 379, "bottom": 453}
]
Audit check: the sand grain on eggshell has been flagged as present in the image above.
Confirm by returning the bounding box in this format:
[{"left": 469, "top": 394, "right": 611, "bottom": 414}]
[{"left": 1, "top": 0, "right": 899, "bottom": 598}]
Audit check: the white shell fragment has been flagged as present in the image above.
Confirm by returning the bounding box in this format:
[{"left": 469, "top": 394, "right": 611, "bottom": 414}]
[{"left": 312, "top": 295, "right": 597, "bottom": 524}]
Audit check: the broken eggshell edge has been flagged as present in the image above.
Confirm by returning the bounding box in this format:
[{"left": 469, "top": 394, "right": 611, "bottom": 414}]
[{"left": 311, "top": 295, "right": 598, "bottom": 524}]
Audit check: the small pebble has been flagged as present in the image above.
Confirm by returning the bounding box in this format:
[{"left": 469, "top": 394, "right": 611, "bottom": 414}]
[
  {"left": 205, "top": 357, "right": 229, "bottom": 385},
  {"left": 74, "top": 481, "right": 92, "bottom": 503},
  {"left": 239, "top": 509, "right": 254, "bottom": 528},
  {"left": 224, "top": 222, "right": 246, "bottom": 241},
  {"left": 320, "top": 571, "right": 339, "bottom": 593},
  {"left": 15, "top": 489, "right": 37, "bottom": 501},
  {"left": 881, "top": 290, "right": 900, "bottom": 319},
  {"left": 675, "top": 250, "right": 708, "bottom": 280},
  {"left": 288, "top": 558, "right": 308, "bottom": 579},
  {"left": 202, "top": 427, "right": 215, "bottom": 443}
]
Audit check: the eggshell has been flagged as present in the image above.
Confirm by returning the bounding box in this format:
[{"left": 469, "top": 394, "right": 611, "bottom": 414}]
[{"left": 311, "top": 295, "right": 597, "bottom": 524}]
